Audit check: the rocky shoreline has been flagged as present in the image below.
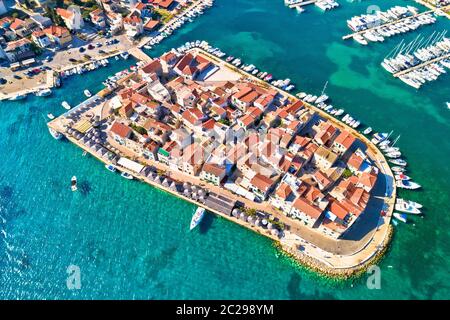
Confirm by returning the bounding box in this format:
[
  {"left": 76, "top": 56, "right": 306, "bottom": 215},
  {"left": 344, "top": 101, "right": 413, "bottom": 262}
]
[{"left": 277, "top": 225, "right": 394, "bottom": 280}]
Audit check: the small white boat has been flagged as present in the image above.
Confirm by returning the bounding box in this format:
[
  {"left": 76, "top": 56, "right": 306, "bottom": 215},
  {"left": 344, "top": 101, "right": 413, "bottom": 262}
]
[
  {"left": 35, "top": 88, "right": 52, "bottom": 97},
  {"left": 447, "top": 102, "right": 450, "bottom": 109},
  {"left": 391, "top": 166, "right": 406, "bottom": 173},
  {"left": 144, "top": 45, "right": 152, "bottom": 50},
  {"left": 84, "top": 89, "right": 92, "bottom": 98},
  {"left": 397, "top": 198, "right": 423, "bottom": 209},
  {"left": 62, "top": 101, "right": 71, "bottom": 110},
  {"left": 71, "top": 176, "right": 78, "bottom": 192},
  {"left": 48, "top": 127, "right": 62, "bottom": 140},
  {"left": 121, "top": 172, "right": 133, "bottom": 180},
  {"left": 389, "top": 159, "right": 407, "bottom": 166},
  {"left": 190, "top": 207, "right": 206, "bottom": 230},
  {"left": 395, "top": 200, "right": 421, "bottom": 214},
  {"left": 105, "top": 164, "right": 117, "bottom": 173},
  {"left": 396, "top": 180, "right": 421, "bottom": 190},
  {"left": 47, "top": 113, "right": 55, "bottom": 120},
  {"left": 393, "top": 212, "right": 407, "bottom": 223},
  {"left": 363, "top": 127, "right": 373, "bottom": 135}
]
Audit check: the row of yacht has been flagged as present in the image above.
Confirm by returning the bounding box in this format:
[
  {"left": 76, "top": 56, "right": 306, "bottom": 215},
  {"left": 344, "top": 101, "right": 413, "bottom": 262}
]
[
  {"left": 60, "top": 58, "right": 110, "bottom": 79},
  {"left": 352, "top": 13, "right": 436, "bottom": 46},
  {"left": 347, "top": 5, "right": 419, "bottom": 33},
  {"left": 143, "top": 0, "right": 214, "bottom": 49},
  {"left": 381, "top": 32, "right": 450, "bottom": 88},
  {"left": 177, "top": 40, "right": 297, "bottom": 91}
]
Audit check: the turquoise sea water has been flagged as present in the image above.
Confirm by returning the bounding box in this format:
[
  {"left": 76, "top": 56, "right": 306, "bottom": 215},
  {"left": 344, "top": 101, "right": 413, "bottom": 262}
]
[{"left": 1, "top": 0, "right": 449, "bottom": 299}]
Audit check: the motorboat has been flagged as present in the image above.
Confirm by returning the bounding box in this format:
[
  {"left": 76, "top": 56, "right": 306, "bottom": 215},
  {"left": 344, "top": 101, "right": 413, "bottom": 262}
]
[
  {"left": 47, "top": 113, "right": 55, "bottom": 120},
  {"left": 389, "top": 158, "right": 407, "bottom": 166},
  {"left": 190, "top": 207, "right": 206, "bottom": 230},
  {"left": 105, "top": 164, "right": 117, "bottom": 172},
  {"left": 84, "top": 89, "right": 92, "bottom": 98},
  {"left": 393, "top": 212, "right": 408, "bottom": 223},
  {"left": 62, "top": 101, "right": 71, "bottom": 110},
  {"left": 71, "top": 176, "right": 78, "bottom": 192},
  {"left": 121, "top": 172, "right": 133, "bottom": 180},
  {"left": 48, "top": 127, "right": 63, "bottom": 140},
  {"left": 363, "top": 127, "right": 373, "bottom": 135},
  {"left": 395, "top": 199, "right": 422, "bottom": 214},
  {"left": 391, "top": 166, "right": 406, "bottom": 173},
  {"left": 35, "top": 88, "right": 52, "bottom": 97},
  {"left": 396, "top": 180, "right": 421, "bottom": 190}
]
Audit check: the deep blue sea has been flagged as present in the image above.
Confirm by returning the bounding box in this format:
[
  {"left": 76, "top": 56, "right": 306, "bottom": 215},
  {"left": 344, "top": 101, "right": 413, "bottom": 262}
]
[{"left": 0, "top": 0, "right": 449, "bottom": 299}]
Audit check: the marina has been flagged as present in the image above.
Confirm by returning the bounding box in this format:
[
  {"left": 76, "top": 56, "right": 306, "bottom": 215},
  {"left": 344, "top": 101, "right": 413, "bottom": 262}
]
[
  {"left": 381, "top": 31, "right": 450, "bottom": 88},
  {"left": 342, "top": 5, "right": 449, "bottom": 44}
]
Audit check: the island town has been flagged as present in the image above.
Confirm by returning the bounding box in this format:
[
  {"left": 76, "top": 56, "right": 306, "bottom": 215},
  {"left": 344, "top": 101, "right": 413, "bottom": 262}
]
[{"left": 46, "top": 41, "right": 404, "bottom": 277}]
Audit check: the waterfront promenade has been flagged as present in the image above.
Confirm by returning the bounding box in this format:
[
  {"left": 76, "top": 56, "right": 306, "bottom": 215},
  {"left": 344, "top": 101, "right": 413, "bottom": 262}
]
[{"left": 47, "top": 46, "right": 396, "bottom": 276}]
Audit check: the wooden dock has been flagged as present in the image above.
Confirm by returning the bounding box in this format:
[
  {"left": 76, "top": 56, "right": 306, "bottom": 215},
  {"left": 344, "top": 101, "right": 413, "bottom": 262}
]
[
  {"left": 393, "top": 52, "right": 450, "bottom": 77},
  {"left": 342, "top": 7, "right": 445, "bottom": 41}
]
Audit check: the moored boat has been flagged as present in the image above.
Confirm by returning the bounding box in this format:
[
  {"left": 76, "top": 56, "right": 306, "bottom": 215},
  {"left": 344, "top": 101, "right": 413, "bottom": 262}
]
[
  {"left": 363, "top": 127, "right": 373, "bottom": 135},
  {"left": 48, "top": 127, "right": 63, "bottom": 140},
  {"left": 47, "top": 113, "right": 55, "bottom": 120},
  {"left": 121, "top": 172, "right": 133, "bottom": 180},
  {"left": 389, "top": 158, "right": 407, "bottom": 166},
  {"left": 395, "top": 199, "right": 421, "bottom": 214},
  {"left": 71, "top": 176, "right": 78, "bottom": 192},
  {"left": 84, "top": 89, "right": 92, "bottom": 98},
  {"left": 62, "top": 101, "right": 71, "bottom": 110},
  {"left": 35, "top": 88, "right": 52, "bottom": 97},
  {"left": 393, "top": 212, "right": 408, "bottom": 223},
  {"left": 395, "top": 173, "right": 410, "bottom": 180},
  {"left": 190, "top": 207, "right": 206, "bottom": 230},
  {"left": 396, "top": 179, "right": 421, "bottom": 190},
  {"left": 105, "top": 164, "right": 117, "bottom": 172}
]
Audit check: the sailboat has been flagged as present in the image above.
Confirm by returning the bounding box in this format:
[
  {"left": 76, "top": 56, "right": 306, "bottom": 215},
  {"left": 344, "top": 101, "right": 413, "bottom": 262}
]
[
  {"left": 315, "top": 81, "right": 329, "bottom": 104},
  {"left": 190, "top": 207, "right": 206, "bottom": 230}
]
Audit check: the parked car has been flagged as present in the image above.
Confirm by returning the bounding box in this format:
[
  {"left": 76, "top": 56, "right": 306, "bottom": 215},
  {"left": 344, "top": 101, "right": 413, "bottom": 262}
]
[{"left": 79, "top": 47, "right": 86, "bottom": 53}]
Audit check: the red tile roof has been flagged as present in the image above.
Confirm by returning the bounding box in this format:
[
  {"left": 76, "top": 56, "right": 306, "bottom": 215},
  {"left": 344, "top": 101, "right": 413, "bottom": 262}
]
[
  {"left": 250, "top": 174, "right": 275, "bottom": 193},
  {"left": 144, "top": 19, "right": 160, "bottom": 30},
  {"left": 110, "top": 121, "right": 132, "bottom": 138},
  {"left": 293, "top": 197, "right": 323, "bottom": 219},
  {"left": 334, "top": 130, "right": 356, "bottom": 149}
]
